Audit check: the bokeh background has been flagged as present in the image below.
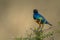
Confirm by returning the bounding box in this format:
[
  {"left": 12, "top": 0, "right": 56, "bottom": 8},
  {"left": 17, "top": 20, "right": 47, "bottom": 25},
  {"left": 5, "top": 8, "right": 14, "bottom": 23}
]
[{"left": 0, "top": 0, "right": 60, "bottom": 40}]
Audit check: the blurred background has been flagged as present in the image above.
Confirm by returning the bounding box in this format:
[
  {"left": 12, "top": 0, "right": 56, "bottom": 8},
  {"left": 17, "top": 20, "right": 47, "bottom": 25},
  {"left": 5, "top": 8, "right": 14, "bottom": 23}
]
[{"left": 0, "top": 0, "right": 60, "bottom": 40}]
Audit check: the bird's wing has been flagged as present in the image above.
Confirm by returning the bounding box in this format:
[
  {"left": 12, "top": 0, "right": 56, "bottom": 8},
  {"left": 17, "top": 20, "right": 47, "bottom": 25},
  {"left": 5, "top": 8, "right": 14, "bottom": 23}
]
[
  {"left": 38, "top": 13, "right": 50, "bottom": 24},
  {"left": 37, "top": 13, "right": 45, "bottom": 20}
]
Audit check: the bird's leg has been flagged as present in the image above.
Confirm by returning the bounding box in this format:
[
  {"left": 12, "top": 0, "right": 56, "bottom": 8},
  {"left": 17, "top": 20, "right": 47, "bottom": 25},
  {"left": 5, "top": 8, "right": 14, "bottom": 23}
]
[
  {"left": 39, "top": 20, "right": 44, "bottom": 32},
  {"left": 41, "top": 24, "right": 44, "bottom": 29},
  {"left": 35, "top": 20, "right": 40, "bottom": 30},
  {"left": 39, "top": 20, "right": 41, "bottom": 28},
  {"left": 39, "top": 24, "right": 41, "bottom": 29},
  {"left": 37, "top": 20, "right": 42, "bottom": 31},
  {"left": 36, "top": 22, "right": 40, "bottom": 30},
  {"left": 39, "top": 19, "right": 42, "bottom": 28},
  {"left": 35, "top": 20, "right": 41, "bottom": 28}
]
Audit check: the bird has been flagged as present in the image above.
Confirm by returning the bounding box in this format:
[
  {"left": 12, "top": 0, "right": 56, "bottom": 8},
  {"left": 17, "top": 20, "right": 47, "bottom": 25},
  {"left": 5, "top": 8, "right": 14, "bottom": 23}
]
[{"left": 33, "top": 9, "right": 52, "bottom": 28}]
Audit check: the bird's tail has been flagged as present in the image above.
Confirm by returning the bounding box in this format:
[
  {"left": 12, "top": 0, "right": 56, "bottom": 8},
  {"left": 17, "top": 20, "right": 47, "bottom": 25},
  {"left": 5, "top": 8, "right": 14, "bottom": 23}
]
[{"left": 48, "top": 23, "right": 52, "bottom": 26}]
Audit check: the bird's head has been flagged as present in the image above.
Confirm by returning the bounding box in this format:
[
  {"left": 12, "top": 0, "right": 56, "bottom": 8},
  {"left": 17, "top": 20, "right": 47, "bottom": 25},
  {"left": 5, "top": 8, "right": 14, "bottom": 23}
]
[{"left": 33, "top": 9, "right": 38, "bottom": 13}]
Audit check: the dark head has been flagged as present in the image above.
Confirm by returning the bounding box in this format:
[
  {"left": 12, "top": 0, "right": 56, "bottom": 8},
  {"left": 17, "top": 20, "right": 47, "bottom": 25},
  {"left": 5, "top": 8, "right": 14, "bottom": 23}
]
[{"left": 33, "top": 9, "right": 38, "bottom": 13}]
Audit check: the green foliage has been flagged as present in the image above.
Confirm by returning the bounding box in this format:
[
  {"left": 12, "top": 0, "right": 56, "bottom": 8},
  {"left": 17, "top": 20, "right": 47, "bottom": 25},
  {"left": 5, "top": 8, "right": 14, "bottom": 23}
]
[
  {"left": 15, "top": 37, "right": 22, "bottom": 40},
  {"left": 58, "top": 21, "right": 60, "bottom": 25},
  {"left": 15, "top": 22, "right": 60, "bottom": 40},
  {"left": 15, "top": 26, "right": 54, "bottom": 40}
]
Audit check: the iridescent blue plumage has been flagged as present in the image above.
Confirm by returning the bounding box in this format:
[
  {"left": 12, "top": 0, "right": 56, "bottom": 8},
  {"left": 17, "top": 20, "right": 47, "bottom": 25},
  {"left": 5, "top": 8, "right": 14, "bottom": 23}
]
[{"left": 33, "top": 9, "right": 52, "bottom": 26}]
